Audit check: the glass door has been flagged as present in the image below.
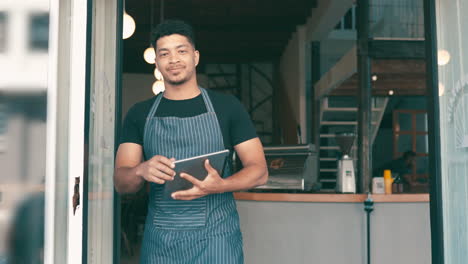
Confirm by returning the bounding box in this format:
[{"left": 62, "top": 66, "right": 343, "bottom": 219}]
[
  {"left": 84, "top": 0, "right": 120, "bottom": 262},
  {"left": 434, "top": 0, "right": 468, "bottom": 263},
  {"left": 45, "top": 0, "right": 119, "bottom": 262},
  {"left": 45, "top": 0, "right": 89, "bottom": 262}
]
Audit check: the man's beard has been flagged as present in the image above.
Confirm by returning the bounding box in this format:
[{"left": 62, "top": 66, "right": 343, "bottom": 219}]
[
  {"left": 165, "top": 71, "right": 193, "bottom": 86},
  {"left": 166, "top": 78, "right": 188, "bottom": 86}
]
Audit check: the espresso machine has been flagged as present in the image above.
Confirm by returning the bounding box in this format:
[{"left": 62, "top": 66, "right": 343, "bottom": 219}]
[{"left": 335, "top": 132, "right": 356, "bottom": 193}]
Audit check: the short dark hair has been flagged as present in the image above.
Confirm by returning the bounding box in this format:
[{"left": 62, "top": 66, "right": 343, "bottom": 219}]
[
  {"left": 150, "top": 19, "right": 196, "bottom": 49},
  {"left": 403, "top": 150, "right": 416, "bottom": 160}
]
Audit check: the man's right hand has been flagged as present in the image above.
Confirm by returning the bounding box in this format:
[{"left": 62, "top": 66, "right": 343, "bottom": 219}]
[{"left": 136, "top": 155, "right": 176, "bottom": 184}]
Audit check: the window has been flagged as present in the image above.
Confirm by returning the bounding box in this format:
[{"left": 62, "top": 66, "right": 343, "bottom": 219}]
[
  {"left": 29, "top": 13, "right": 49, "bottom": 51},
  {"left": 393, "top": 110, "right": 429, "bottom": 190},
  {"left": 0, "top": 12, "right": 7, "bottom": 52}
]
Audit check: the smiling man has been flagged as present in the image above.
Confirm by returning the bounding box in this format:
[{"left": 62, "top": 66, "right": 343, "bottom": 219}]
[{"left": 114, "top": 20, "right": 268, "bottom": 263}]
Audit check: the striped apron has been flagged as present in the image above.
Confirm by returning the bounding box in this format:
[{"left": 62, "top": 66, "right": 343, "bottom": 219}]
[{"left": 140, "top": 88, "right": 244, "bottom": 264}]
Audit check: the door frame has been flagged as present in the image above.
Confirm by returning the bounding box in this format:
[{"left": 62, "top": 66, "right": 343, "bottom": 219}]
[
  {"left": 423, "top": 0, "right": 444, "bottom": 263},
  {"left": 45, "top": 0, "right": 91, "bottom": 262}
]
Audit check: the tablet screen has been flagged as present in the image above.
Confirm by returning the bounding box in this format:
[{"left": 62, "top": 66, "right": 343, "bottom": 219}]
[{"left": 163, "top": 149, "right": 229, "bottom": 199}]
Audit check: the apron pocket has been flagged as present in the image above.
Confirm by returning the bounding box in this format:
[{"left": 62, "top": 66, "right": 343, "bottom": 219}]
[{"left": 153, "top": 198, "right": 207, "bottom": 229}]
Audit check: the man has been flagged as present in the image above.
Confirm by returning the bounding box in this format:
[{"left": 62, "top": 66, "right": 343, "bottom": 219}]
[
  {"left": 374, "top": 150, "right": 417, "bottom": 185},
  {"left": 114, "top": 20, "right": 268, "bottom": 263}
]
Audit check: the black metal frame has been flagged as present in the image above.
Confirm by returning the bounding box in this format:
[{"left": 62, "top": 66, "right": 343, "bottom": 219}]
[
  {"left": 310, "top": 41, "right": 321, "bottom": 189},
  {"left": 357, "top": 0, "right": 372, "bottom": 193},
  {"left": 423, "top": 0, "right": 444, "bottom": 263},
  {"left": 113, "top": 0, "right": 124, "bottom": 262},
  {"left": 364, "top": 195, "right": 374, "bottom": 264},
  {"left": 82, "top": 0, "right": 94, "bottom": 261}
]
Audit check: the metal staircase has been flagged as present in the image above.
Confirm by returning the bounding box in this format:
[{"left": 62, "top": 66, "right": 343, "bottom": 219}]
[
  {"left": 318, "top": 96, "right": 388, "bottom": 191},
  {"left": 202, "top": 64, "right": 274, "bottom": 145}
]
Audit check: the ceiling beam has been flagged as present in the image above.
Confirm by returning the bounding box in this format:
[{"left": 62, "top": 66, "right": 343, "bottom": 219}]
[
  {"left": 330, "top": 73, "right": 427, "bottom": 96},
  {"left": 371, "top": 59, "right": 426, "bottom": 73},
  {"left": 369, "top": 40, "right": 425, "bottom": 59}
]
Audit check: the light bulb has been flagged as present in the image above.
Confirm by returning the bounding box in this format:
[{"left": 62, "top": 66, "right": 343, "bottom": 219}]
[
  {"left": 371, "top": 75, "right": 378, "bottom": 81},
  {"left": 154, "top": 68, "right": 163, "bottom": 80},
  {"left": 123, "top": 12, "right": 136, "bottom": 39},
  {"left": 438, "top": 49, "right": 450, "bottom": 66},
  {"left": 388, "top": 90, "right": 394, "bottom": 96},
  {"left": 144, "top": 47, "right": 156, "bottom": 64},
  {"left": 152, "top": 80, "right": 165, "bottom": 95},
  {"left": 439, "top": 82, "right": 445, "bottom": 96}
]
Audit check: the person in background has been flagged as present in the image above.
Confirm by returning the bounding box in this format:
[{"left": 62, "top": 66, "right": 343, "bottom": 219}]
[
  {"left": 114, "top": 19, "right": 268, "bottom": 263},
  {"left": 374, "top": 150, "right": 417, "bottom": 186},
  {"left": 7, "top": 192, "right": 45, "bottom": 264}
]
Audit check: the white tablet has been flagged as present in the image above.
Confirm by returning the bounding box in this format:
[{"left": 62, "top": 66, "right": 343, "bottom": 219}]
[{"left": 163, "top": 149, "right": 230, "bottom": 199}]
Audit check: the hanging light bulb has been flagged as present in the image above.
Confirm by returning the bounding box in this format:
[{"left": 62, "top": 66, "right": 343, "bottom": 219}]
[
  {"left": 149, "top": 0, "right": 164, "bottom": 96},
  {"left": 439, "top": 82, "right": 445, "bottom": 96},
  {"left": 123, "top": 12, "right": 136, "bottom": 39},
  {"left": 437, "top": 49, "right": 450, "bottom": 66},
  {"left": 152, "top": 80, "right": 165, "bottom": 95},
  {"left": 144, "top": 47, "right": 156, "bottom": 64},
  {"left": 152, "top": 68, "right": 165, "bottom": 95},
  {"left": 154, "top": 68, "right": 163, "bottom": 79}
]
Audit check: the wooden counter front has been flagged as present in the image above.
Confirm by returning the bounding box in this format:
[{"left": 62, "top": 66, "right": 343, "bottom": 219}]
[{"left": 233, "top": 192, "right": 429, "bottom": 203}]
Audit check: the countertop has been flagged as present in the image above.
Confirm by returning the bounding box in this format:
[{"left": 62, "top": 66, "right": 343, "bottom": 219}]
[{"left": 233, "top": 192, "right": 429, "bottom": 203}]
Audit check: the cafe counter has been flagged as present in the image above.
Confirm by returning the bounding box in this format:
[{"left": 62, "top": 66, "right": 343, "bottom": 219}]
[
  {"left": 234, "top": 192, "right": 429, "bottom": 203},
  {"left": 233, "top": 192, "right": 431, "bottom": 264}
]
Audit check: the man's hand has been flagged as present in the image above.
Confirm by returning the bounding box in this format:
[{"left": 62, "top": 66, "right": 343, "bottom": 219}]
[
  {"left": 136, "top": 155, "right": 176, "bottom": 184},
  {"left": 172, "top": 159, "right": 225, "bottom": 200}
]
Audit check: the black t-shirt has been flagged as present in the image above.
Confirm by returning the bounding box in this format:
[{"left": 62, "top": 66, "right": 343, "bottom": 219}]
[{"left": 120, "top": 89, "right": 258, "bottom": 151}]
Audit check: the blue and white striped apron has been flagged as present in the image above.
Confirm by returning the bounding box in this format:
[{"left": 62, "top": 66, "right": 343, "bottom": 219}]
[{"left": 140, "top": 88, "right": 244, "bottom": 264}]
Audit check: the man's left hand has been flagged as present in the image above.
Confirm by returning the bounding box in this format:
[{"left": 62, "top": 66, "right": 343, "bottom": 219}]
[{"left": 171, "top": 159, "right": 225, "bottom": 200}]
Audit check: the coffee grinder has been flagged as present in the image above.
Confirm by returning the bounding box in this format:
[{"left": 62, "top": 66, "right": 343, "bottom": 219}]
[{"left": 335, "top": 132, "right": 356, "bottom": 193}]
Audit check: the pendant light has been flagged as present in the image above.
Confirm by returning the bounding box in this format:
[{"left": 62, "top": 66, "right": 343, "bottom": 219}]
[
  {"left": 152, "top": 79, "right": 165, "bottom": 95},
  {"left": 152, "top": 68, "right": 165, "bottom": 95},
  {"left": 122, "top": 1, "right": 135, "bottom": 39},
  {"left": 437, "top": 49, "right": 450, "bottom": 66},
  {"left": 154, "top": 68, "right": 163, "bottom": 80},
  {"left": 144, "top": 0, "right": 160, "bottom": 64},
  {"left": 439, "top": 82, "right": 445, "bottom": 97},
  {"left": 151, "top": 0, "right": 165, "bottom": 94},
  {"left": 144, "top": 47, "right": 156, "bottom": 64}
]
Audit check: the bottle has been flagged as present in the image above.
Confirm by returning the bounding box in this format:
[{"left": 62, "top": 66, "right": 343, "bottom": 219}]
[
  {"left": 372, "top": 177, "right": 385, "bottom": 194},
  {"left": 392, "top": 173, "right": 404, "bottom": 193},
  {"left": 383, "top": 169, "right": 393, "bottom": 194}
]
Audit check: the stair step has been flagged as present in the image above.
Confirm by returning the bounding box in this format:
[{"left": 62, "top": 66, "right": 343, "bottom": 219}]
[
  {"left": 320, "top": 133, "right": 364, "bottom": 138},
  {"left": 320, "top": 179, "right": 337, "bottom": 183},
  {"left": 320, "top": 168, "right": 338, "bottom": 172},
  {"left": 320, "top": 158, "right": 338, "bottom": 161},
  {"left": 323, "top": 107, "right": 384, "bottom": 112},
  {"left": 321, "top": 121, "right": 377, "bottom": 126},
  {"left": 319, "top": 146, "right": 357, "bottom": 150},
  {"left": 320, "top": 158, "right": 357, "bottom": 161},
  {"left": 320, "top": 134, "right": 336, "bottom": 138},
  {"left": 320, "top": 146, "right": 340, "bottom": 150},
  {"left": 321, "top": 121, "right": 357, "bottom": 125}
]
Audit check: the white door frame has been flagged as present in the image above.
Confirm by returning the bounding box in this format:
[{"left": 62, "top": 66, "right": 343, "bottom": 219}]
[{"left": 45, "top": 0, "right": 89, "bottom": 262}]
